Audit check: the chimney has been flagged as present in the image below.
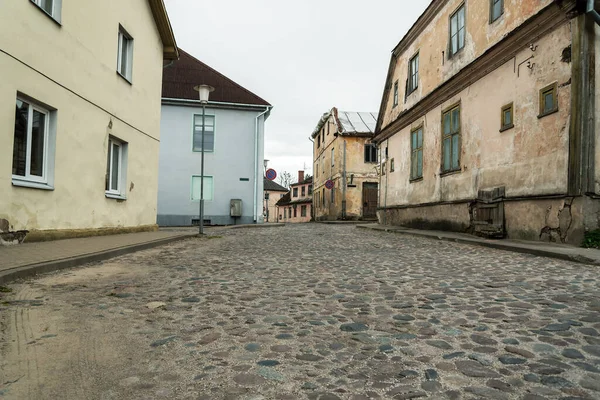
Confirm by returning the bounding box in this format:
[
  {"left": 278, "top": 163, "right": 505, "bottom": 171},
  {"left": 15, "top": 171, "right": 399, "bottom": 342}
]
[{"left": 298, "top": 170, "right": 304, "bottom": 183}]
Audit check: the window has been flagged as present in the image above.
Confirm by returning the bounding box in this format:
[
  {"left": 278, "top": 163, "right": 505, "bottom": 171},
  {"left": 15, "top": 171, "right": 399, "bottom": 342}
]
[
  {"left": 393, "top": 81, "right": 399, "bottom": 107},
  {"left": 106, "top": 137, "right": 128, "bottom": 198},
  {"left": 293, "top": 206, "right": 297, "bottom": 218},
  {"left": 317, "top": 135, "right": 321, "bottom": 148},
  {"left": 490, "top": 0, "right": 503, "bottom": 23},
  {"left": 442, "top": 104, "right": 461, "bottom": 173},
  {"left": 408, "top": 53, "right": 419, "bottom": 94},
  {"left": 539, "top": 83, "right": 558, "bottom": 118},
  {"left": 301, "top": 205, "right": 307, "bottom": 217},
  {"left": 364, "top": 144, "right": 378, "bottom": 163},
  {"left": 117, "top": 26, "right": 134, "bottom": 82},
  {"left": 316, "top": 162, "right": 319, "bottom": 177},
  {"left": 293, "top": 187, "right": 298, "bottom": 197},
  {"left": 327, "top": 122, "right": 330, "bottom": 135},
  {"left": 331, "top": 148, "right": 335, "bottom": 167},
  {"left": 13, "top": 98, "right": 51, "bottom": 185},
  {"left": 265, "top": 192, "right": 270, "bottom": 200},
  {"left": 331, "top": 186, "right": 335, "bottom": 203},
  {"left": 500, "top": 103, "right": 514, "bottom": 131},
  {"left": 31, "top": 0, "right": 62, "bottom": 22},
  {"left": 308, "top": 185, "right": 313, "bottom": 195},
  {"left": 301, "top": 186, "right": 306, "bottom": 197},
  {"left": 411, "top": 127, "right": 423, "bottom": 180},
  {"left": 191, "top": 176, "right": 214, "bottom": 201},
  {"left": 390, "top": 158, "right": 395, "bottom": 173},
  {"left": 193, "top": 115, "right": 215, "bottom": 152},
  {"left": 322, "top": 188, "right": 325, "bottom": 206},
  {"left": 449, "top": 4, "right": 466, "bottom": 57}
]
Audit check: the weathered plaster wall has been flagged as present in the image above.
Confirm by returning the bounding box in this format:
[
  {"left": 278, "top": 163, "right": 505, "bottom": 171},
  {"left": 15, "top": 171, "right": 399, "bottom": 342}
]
[
  {"left": 595, "top": 24, "right": 600, "bottom": 195},
  {"left": 382, "top": 25, "right": 572, "bottom": 207},
  {"left": 265, "top": 190, "right": 286, "bottom": 223},
  {"left": 378, "top": 203, "right": 471, "bottom": 232},
  {"left": 379, "top": 23, "right": 575, "bottom": 242},
  {"left": 382, "top": 0, "right": 553, "bottom": 129},
  {"left": 0, "top": 0, "right": 164, "bottom": 234}
]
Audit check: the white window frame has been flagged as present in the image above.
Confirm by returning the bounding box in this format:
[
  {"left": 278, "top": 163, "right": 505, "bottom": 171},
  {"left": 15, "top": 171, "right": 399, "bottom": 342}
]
[
  {"left": 193, "top": 114, "right": 216, "bottom": 153},
  {"left": 106, "top": 137, "right": 128, "bottom": 199},
  {"left": 31, "top": 0, "right": 62, "bottom": 23},
  {"left": 117, "top": 26, "right": 134, "bottom": 82},
  {"left": 191, "top": 176, "right": 214, "bottom": 201},
  {"left": 12, "top": 97, "right": 52, "bottom": 186}
]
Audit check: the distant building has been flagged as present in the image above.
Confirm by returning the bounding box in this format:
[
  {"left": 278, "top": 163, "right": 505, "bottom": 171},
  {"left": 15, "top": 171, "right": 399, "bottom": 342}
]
[
  {"left": 263, "top": 178, "right": 287, "bottom": 223},
  {"left": 158, "top": 49, "right": 271, "bottom": 226},
  {"left": 276, "top": 171, "right": 313, "bottom": 223},
  {"left": 312, "top": 108, "right": 379, "bottom": 221},
  {"left": 1, "top": 0, "right": 178, "bottom": 243},
  {"left": 373, "top": 0, "right": 600, "bottom": 245}
]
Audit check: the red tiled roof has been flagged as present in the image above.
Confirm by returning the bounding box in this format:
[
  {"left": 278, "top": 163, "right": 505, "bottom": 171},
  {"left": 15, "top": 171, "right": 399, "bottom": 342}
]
[{"left": 162, "top": 49, "right": 271, "bottom": 106}]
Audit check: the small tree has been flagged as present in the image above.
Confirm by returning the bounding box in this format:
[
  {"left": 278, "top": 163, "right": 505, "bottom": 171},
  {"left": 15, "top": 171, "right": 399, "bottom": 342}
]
[{"left": 278, "top": 171, "right": 294, "bottom": 188}]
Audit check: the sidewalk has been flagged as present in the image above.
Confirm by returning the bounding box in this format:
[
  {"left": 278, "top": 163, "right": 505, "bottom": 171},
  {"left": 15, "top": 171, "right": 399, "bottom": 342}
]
[
  {"left": 0, "top": 230, "right": 196, "bottom": 285},
  {"left": 357, "top": 224, "right": 600, "bottom": 266}
]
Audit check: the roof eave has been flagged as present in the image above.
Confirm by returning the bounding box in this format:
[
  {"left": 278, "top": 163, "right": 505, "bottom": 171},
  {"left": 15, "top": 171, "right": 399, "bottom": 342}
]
[{"left": 148, "top": 0, "right": 179, "bottom": 60}]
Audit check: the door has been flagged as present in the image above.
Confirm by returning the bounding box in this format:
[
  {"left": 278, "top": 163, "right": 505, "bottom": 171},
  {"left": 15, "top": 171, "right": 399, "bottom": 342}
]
[{"left": 362, "top": 183, "right": 378, "bottom": 218}]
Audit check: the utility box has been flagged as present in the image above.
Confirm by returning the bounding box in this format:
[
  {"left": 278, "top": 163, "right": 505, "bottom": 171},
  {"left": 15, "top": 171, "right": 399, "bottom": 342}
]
[{"left": 230, "top": 199, "right": 242, "bottom": 217}]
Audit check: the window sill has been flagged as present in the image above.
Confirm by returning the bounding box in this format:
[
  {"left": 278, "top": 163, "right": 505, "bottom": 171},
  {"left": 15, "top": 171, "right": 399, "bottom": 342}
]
[
  {"left": 410, "top": 177, "right": 423, "bottom": 183},
  {"left": 30, "top": 1, "right": 62, "bottom": 26},
  {"left": 105, "top": 192, "right": 127, "bottom": 201},
  {"left": 538, "top": 108, "right": 558, "bottom": 119},
  {"left": 12, "top": 178, "right": 54, "bottom": 191},
  {"left": 499, "top": 124, "right": 514, "bottom": 133},
  {"left": 440, "top": 168, "right": 462, "bottom": 178},
  {"left": 116, "top": 71, "right": 132, "bottom": 85},
  {"left": 448, "top": 47, "right": 465, "bottom": 60},
  {"left": 193, "top": 149, "right": 215, "bottom": 153}
]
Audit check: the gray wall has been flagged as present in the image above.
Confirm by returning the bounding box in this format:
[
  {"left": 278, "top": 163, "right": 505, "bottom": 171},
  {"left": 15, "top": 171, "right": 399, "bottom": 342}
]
[{"left": 158, "top": 104, "right": 266, "bottom": 226}]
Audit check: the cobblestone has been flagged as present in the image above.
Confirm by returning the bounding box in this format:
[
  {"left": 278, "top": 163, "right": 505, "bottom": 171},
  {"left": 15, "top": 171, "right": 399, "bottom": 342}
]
[{"left": 1, "top": 224, "right": 600, "bottom": 399}]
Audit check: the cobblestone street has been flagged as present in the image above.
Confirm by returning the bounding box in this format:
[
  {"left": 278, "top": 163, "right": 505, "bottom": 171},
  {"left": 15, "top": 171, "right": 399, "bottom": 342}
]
[{"left": 1, "top": 224, "right": 600, "bottom": 400}]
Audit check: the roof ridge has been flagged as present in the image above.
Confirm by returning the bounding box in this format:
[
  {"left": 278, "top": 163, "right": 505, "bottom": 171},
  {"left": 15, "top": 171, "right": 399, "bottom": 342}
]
[{"left": 176, "top": 48, "right": 271, "bottom": 106}]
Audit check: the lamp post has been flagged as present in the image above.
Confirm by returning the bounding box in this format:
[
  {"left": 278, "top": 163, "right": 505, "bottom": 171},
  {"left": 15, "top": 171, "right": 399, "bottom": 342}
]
[
  {"left": 263, "top": 159, "right": 269, "bottom": 222},
  {"left": 193, "top": 84, "right": 215, "bottom": 235}
]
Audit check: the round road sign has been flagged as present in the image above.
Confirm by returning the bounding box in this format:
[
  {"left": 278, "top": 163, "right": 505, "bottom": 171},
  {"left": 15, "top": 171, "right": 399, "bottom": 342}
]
[
  {"left": 266, "top": 168, "right": 277, "bottom": 181},
  {"left": 325, "top": 180, "right": 335, "bottom": 190}
]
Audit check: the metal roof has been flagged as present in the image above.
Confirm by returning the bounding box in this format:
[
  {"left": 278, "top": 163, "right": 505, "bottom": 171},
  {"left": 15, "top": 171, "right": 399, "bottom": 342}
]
[{"left": 337, "top": 111, "right": 378, "bottom": 134}]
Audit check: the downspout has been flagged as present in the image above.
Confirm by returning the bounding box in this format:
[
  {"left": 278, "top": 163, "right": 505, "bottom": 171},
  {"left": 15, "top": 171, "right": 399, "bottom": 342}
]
[
  {"left": 342, "top": 141, "right": 347, "bottom": 219},
  {"left": 254, "top": 106, "right": 271, "bottom": 223},
  {"left": 587, "top": 0, "right": 600, "bottom": 25},
  {"left": 384, "top": 139, "right": 389, "bottom": 226},
  {"left": 309, "top": 136, "right": 315, "bottom": 221}
]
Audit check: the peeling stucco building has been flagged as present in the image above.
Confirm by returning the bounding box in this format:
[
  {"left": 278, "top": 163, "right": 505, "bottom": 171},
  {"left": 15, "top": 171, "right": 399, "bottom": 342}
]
[
  {"left": 374, "top": 0, "right": 600, "bottom": 245},
  {"left": 312, "top": 108, "right": 379, "bottom": 221},
  {"left": 1, "top": 0, "right": 177, "bottom": 243},
  {"left": 276, "top": 171, "right": 313, "bottom": 223},
  {"left": 264, "top": 178, "right": 287, "bottom": 223}
]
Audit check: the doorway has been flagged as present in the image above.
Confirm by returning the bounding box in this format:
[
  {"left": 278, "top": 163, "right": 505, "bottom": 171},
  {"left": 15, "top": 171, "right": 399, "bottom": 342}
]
[{"left": 362, "top": 182, "right": 378, "bottom": 218}]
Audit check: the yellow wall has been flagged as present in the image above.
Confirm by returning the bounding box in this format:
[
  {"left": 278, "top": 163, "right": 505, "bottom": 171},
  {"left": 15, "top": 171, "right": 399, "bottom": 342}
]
[{"left": 0, "top": 0, "right": 165, "bottom": 232}]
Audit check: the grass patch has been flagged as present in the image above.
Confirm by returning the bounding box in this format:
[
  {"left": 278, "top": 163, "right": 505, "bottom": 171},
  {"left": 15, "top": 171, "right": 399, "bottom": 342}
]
[
  {"left": 0, "top": 286, "right": 12, "bottom": 293},
  {"left": 207, "top": 235, "right": 223, "bottom": 240},
  {"left": 582, "top": 229, "right": 600, "bottom": 249}
]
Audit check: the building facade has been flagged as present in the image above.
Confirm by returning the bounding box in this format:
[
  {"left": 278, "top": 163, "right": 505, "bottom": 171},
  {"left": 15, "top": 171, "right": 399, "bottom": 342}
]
[
  {"left": 264, "top": 178, "right": 288, "bottom": 223},
  {"left": 277, "top": 172, "right": 313, "bottom": 223},
  {"left": 158, "top": 49, "right": 271, "bottom": 226},
  {"left": 0, "top": 0, "right": 177, "bottom": 243},
  {"left": 374, "top": 0, "right": 600, "bottom": 245},
  {"left": 312, "top": 108, "right": 379, "bottom": 221}
]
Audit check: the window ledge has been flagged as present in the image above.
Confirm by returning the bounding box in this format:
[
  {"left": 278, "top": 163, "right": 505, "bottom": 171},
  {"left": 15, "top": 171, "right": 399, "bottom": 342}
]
[
  {"left": 440, "top": 168, "right": 462, "bottom": 178},
  {"left": 30, "top": 1, "right": 62, "bottom": 26},
  {"left": 538, "top": 108, "right": 558, "bottom": 119},
  {"left": 105, "top": 192, "right": 127, "bottom": 201},
  {"left": 410, "top": 177, "right": 424, "bottom": 183},
  {"left": 12, "top": 178, "right": 54, "bottom": 191},
  {"left": 499, "top": 124, "right": 514, "bottom": 133},
  {"left": 116, "top": 71, "right": 132, "bottom": 85}
]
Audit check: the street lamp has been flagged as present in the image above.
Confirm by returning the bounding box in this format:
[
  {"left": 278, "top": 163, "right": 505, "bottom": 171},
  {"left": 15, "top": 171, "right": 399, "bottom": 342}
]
[
  {"left": 193, "top": 84, "right": 215, "bottom": 235},
  {"left": 263, "top": 159, "right": 269, "bottom": 222}
]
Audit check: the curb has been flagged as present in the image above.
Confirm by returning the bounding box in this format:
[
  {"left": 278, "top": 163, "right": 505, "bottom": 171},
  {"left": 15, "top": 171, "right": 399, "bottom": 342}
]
[
  {"left": 0, "top": 234, "right": 195, "bottom": 285},
  {"left": 357, "top": 225, "right": 600, "bottom": 266},
  {"left": 226, "top": 223, "right": 286, "bottom": 229},
  {"left": 317, "top": 221, "right": 376, "bottom": 225}
]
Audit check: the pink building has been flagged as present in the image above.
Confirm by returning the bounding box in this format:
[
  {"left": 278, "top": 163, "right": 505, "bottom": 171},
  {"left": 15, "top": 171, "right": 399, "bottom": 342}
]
[{"left": 276, "top": 171, "right": 312, "bottom": 223}]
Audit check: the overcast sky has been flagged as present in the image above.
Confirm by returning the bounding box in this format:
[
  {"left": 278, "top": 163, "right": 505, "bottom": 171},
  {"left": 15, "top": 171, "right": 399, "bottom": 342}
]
[{"left": 165, "top": 0, "right": 430, "bottom": 183}]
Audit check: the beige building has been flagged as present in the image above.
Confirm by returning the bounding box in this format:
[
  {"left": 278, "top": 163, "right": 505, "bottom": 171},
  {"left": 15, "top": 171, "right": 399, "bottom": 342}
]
[
  {"left": 277, "top": 171, "right": 313, "bottom": 223},
  {"left": 312, "top": 108, "right": 379, "bottom": 221},
  {"left": 374, "top": 0, "right": 600, "bottom": 245},
  {"left": 0, "top": 0, "right": 177, "bottom": 242},
  {"left": 264, "top": 178, "right": 287, "bottom": 223}
]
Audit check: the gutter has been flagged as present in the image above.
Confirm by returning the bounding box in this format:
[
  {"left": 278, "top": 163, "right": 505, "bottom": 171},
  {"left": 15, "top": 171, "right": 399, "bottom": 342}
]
[
  {"left": 254, "top": 106, "right": 272, "bottom": 223},
  {"left": 162, "top": 98, "right": 271, "bottom": 110},
  {"left": 587, "top": 0, "right": 600, "bottom": 25}
]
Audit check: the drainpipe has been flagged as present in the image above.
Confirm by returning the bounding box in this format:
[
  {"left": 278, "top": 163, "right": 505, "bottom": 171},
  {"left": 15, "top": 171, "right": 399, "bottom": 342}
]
[
  {"left": 254, "top": 106, "right": 271, "bottom": 223},
  {"left": 587, "top": 0, "right": 600, "bottom": 25},
  {"left": 308, "top": 136, "right": 315, "bottom": 221},
  {"left": 342, "top": 140, "right": 347, "bottom": 219}
]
